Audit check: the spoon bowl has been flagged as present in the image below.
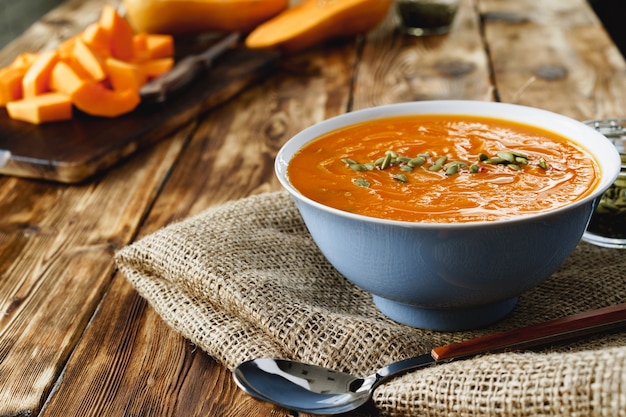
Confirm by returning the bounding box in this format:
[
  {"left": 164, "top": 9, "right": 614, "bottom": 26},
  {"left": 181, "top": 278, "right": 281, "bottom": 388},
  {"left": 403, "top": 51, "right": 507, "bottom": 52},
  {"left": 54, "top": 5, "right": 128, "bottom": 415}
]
[
  {"left": 234, "top": 358, "right": 375, "bottom": 414},
  {"left": 233, "top": 303, "right": 626, "bottom": 414}
]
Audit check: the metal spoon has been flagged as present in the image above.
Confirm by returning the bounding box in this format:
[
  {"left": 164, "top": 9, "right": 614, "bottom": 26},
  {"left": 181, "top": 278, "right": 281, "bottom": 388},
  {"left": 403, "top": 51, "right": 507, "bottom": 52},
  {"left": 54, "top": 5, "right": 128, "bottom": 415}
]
[{"left": 233, "top": 303, "right": 626, "bottom": 415}]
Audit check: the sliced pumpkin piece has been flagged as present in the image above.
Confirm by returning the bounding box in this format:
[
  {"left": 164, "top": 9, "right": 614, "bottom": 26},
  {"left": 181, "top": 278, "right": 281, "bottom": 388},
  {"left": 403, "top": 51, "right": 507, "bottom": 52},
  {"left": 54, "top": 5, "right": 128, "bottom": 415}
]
[
  {"left": 139, "top": 57, "right": 174, "bottom": 79},
  {"left": 50, "top": 61, "right": 89, "bottom": 96},
  {"left": 104, "top": 58, "right": 146, "bottom": 91},
  {"left": 10, "top": 52, "right": 38, "bottom": 69},
  {"left": 81, "top": 22, "right": 111, "bottom": 57},
  {"left": 6, "top": 92, "right": 73, "bottom": 124},
  {"left": 72, "top": 38, "right": 107, "bottom": 81},
  {"left": 70, "top": 80, "right": 140, "bottom": 117},
  {"left": 99, "top": 4, "right": 135, "bottom": 61},
  {"left": 0, "top": 66, "right": 27, "bottom": 106},
  {"left": 22, "top": 50, "right": 59, "bottom": 98},
  {"left": 144, "top": 34, "right": 175, "bottom": 59},
  {"left": 245, "top": 0, "right": 392, "bottom": 53}
]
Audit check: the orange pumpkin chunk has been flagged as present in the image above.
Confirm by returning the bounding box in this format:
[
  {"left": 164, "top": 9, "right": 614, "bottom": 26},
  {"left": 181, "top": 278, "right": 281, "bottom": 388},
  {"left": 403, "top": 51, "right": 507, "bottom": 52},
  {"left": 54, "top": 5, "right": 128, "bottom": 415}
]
[
  {"left": 144, "top": 34, "right": 175, "bottom": 59},
  {"left": 72, "top": 38, "right": 107, "bottom": 81},
  {"left": 70, "top": 80, "right": 140, "bottom": 117},
  {"left": 104, "top": 58, "right": 146, "bottom": 91},
  {"left": 6, "top": 92, "right": 73, "bottom": 124},
  {"left": 81, "top": 22, "right": 111, "bottom": 56},
  {"left": 10, "top": 52, "right": 38, "bottom": 69},
  {"left": 50, "top": 61, "right": 89, "bottom": 96},
  {"left": 0, "top": 66, "right": 28, "bottom": 106},
  {"left": 99, "top": 4, "right": 135, "bottom": 61},
  {"left": 22, "top": 50, "right": 59, "bottom": 98},
  {"left": 139, "top": 57, "right": 174, "bottom": 79}
]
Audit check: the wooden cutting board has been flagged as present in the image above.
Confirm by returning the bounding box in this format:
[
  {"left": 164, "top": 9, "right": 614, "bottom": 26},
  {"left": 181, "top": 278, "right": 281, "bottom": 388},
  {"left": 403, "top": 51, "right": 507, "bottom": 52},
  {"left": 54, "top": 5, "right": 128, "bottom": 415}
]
[{"left": 0, "top": 47, "right": 280, "bottom": 183}]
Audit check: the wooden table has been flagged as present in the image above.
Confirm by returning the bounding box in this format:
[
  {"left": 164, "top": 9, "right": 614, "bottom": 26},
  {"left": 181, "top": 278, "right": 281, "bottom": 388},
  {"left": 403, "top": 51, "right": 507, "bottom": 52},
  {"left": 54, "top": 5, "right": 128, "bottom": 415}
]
[{"left": 1, "top": 0, "right": 625, "bottom": 416}]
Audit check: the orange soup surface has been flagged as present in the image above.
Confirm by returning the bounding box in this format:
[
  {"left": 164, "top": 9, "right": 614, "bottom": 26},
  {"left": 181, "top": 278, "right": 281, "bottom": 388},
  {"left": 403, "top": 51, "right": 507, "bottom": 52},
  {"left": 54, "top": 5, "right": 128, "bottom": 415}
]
[{"left": 287, "top": 115, "right": 600, "bottom": 223}]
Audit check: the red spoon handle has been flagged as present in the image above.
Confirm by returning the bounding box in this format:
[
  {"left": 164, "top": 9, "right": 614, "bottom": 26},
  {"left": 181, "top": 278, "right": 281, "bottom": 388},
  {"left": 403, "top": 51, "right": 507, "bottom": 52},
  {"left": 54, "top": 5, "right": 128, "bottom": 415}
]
[{"left": 432, "top": 303, "right": 626, "bottom": 361}]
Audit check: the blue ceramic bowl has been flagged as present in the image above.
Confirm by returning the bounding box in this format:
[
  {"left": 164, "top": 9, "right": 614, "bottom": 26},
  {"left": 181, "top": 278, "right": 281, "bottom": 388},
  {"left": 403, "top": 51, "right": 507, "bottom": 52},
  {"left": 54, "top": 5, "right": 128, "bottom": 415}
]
[{"left": 275, "top": 101, "right": 621, "bottom": 331}]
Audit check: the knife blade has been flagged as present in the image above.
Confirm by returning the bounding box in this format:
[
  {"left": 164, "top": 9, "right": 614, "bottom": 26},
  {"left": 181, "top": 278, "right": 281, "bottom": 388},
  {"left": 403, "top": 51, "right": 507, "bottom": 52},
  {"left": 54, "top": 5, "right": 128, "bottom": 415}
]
[{"left": 139, "top": 32, "right": 240, "bottom": 104}]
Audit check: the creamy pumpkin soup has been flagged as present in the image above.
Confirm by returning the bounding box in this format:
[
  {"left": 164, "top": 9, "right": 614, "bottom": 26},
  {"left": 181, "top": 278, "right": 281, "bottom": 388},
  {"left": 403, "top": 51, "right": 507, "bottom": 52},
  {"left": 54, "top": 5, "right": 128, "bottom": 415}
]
[{"left": 287, "top": 115, "right": 600, "bottom": 223}]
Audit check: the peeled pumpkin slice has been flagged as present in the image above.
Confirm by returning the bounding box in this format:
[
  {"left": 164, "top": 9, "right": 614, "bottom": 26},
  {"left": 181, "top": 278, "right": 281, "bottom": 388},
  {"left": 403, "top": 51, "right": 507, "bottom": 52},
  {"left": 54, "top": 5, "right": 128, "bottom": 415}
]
[
  {"left": 70, "top": 80, "right": 140, "bottom": 117},
  {"left": 105, "top": 58, "right": 146, "bottom": 91},
  {"left": 122, "top": 0, "right": 289, "bottom": 35},
  {"left": 99, "top": 4, "right": 136, "bottom": 61},
  {"left": 10, "top": 52, "right": 38, "bottom": 69},
  {"left": 6, "top": 92, "right": 73, "bottom": 124},
  {"left": 50, "top": 61, "right": 89, "bottom": 96},
  {"left": 139, "top": 57, "right": 174, "bottom": 79},
  {"left": 246, "top": 0, "right": 392, "bottom": 53},
  {"left": 22, "top": 50, "right": 59, "bottom": 98},
  {"left": 0, "top": 66, "right": 28, "bottom": 106},
  {"left": 72, "top": 38, "right": 107, "bottom": 81},
  {"left": 81, "top": 22, "right": 111, "bottom": 56}
]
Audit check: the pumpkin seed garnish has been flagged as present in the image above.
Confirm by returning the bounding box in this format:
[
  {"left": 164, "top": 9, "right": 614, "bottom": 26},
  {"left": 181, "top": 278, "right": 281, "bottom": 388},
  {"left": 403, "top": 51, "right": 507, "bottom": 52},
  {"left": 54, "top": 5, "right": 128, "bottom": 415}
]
[
  {"left": 341, "top": 148, "right": 550, "bottom": 186},
  {"left": 380, "top": 153, "right": 393, "bottom": 170},
  {"left": 497, "top": 151, "right": 515, "bottom": 163},
  {"left": 408, "top": 157, "right": 426, "bottom": 167},
  {"left": 392, "top": 173, "right": 408, "bottom": 183},
  {"left": 445, "top": 164, "right": 460, "bottom": 176},
  {"left": 353, "top": 178, "right": 370, "bottom": 188},
  {"left": 348, "top": 163, "right": 364, "bottom": 171}
]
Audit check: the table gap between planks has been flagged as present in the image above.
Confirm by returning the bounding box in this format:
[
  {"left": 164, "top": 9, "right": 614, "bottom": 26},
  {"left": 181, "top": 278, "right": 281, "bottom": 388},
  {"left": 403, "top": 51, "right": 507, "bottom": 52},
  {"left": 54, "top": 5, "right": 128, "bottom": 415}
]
[{"left": 0, "top": 0, "right": 624, "bottom": 416}]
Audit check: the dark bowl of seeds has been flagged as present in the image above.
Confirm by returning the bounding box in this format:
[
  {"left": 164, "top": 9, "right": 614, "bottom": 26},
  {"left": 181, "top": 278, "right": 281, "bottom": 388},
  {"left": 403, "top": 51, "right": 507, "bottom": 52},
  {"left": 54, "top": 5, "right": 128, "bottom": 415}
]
[{"left": 582, "top": 119, "right": 626, "bottom": 249}]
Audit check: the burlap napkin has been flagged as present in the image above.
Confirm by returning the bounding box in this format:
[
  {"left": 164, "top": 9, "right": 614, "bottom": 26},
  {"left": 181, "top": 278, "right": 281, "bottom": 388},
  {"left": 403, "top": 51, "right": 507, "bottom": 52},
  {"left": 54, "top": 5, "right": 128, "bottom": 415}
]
[{"left": 115, "top": 191, "right": 626, "bottom": 416}]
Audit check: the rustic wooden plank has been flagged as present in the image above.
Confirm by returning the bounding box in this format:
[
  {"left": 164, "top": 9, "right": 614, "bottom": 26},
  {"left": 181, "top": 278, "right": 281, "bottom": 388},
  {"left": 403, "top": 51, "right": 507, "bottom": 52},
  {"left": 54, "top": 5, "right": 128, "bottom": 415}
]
[
  {"left": 354, "top": 0, "right": 493, "bottom": 109},
  {"left": 36, "top": 34, "right": 360, "bottom": 417},
  {"left": 479, "top": 0, "right": 626, "bottom": 119},
  {"left": 0, "top": 125, "right": 191, "bottom": 416}
]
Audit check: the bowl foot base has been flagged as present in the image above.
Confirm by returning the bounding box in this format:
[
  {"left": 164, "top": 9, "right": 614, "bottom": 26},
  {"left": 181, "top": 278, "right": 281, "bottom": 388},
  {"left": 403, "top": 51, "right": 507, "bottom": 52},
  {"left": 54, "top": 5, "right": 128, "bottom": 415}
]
[{"left": 372, "top": 296, "right": 518, "bottom": 331}]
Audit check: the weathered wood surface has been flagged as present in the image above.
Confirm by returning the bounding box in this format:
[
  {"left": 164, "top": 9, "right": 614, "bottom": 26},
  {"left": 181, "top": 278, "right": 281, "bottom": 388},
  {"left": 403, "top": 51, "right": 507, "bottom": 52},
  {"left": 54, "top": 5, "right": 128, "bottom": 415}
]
[{"left": 0, "top": 0, "right": 624, "bottom": 416}]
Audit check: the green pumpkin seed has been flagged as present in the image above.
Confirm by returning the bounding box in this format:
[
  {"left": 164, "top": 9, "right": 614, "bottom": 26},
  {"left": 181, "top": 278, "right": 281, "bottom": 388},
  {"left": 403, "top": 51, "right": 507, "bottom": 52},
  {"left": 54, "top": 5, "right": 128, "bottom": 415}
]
[
  {"left": 392, "top": 173, "right": 408, "bottom": 182},
  {"left": 342, "top": 158, "right": 358, "bottom": 165},
  {"left": 434, "top": 156, "right": 448, "bottom": 166},
  {"left": 380, "top": 153, "right": 393, "bottom": 170},
  {"left": 408, "top": 157, "right": 426, "bottom": 167},
  {"left": 485, "top": 157, "right": 506, "bottom": 164},
  {"left": 470, "top": 164, "right": 479, "bottom": 173},
  {"left": 497, "top": 151, "right": 515, "bottom": 163},
  {"left": 445, "top": 164, "right": 460, "bottom": 175},
  {"left": 353, "top": 178, "right": 370, "bottom": 188}
]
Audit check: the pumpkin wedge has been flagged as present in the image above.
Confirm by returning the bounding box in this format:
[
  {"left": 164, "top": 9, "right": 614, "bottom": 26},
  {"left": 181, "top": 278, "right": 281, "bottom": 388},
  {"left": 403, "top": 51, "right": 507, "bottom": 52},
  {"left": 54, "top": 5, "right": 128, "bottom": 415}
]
[
  {"left": 123, "top": 0, "right": 289, "bottom": 35},
  {"left": 6, "top": 92, "right": 73, "bottom": 124},
  {"left": 245, "top": 0, "right": 392, "bottom": 53},
  {"left": 22, "top": 50, "right": 59, "bottom": 98},
  {"left": 71, "top": 81, "right": 140, "bottom": 118}
]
